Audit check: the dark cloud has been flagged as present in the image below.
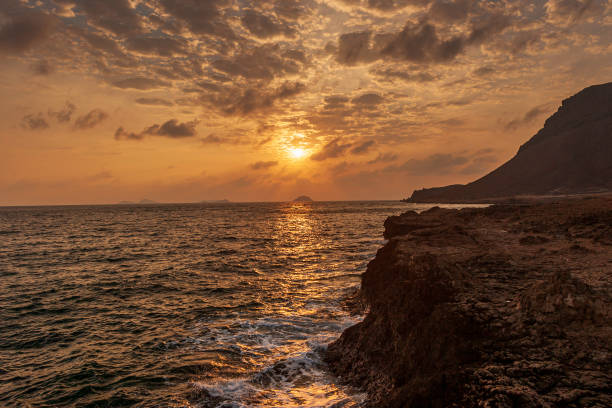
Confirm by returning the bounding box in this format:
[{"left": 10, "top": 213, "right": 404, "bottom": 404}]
[
  {"left": 48, "top": 102, "right": 76, "bottom": 123},
  {"left": 241, "top": 10, "right": 295, "bottom": 39},
  {"left": 504, "top": 104, "right": 550, "bottom": 130},
  {"left": 114, "top": 127, "right": 143, "bottom": 141},
  {"left": 211, "top": 44, "right": 304, "bottom": 81},
  {"left": 351, "top": 140, "right": 376, "bottom": 154},
  {"left": 21, "top": 113, "right": 50, "bottom": 130},
  {"left": 337, "top": 0, "right": 429, "bottom": 12},
  {"left": 371, "top": 67, "right": 438, "bottom": 82},
  {"left": 135, "top": 97, "right": 174, "bottom": 106},
  {"left": 143, "top": 119, "right": 199, "bottom": 138},
  {"left": 368, "top": 152, "right": 398, "bottom": 164},
  {"left": 473, "top": 65, "right": 495, "bottom": 77},
  {"left": 336, "top": 31, "right": 376, "bottom": 65},
  {"left": 69, "top": 0, "right": 142, "bottom": 36},
  {"left": 32, "top": 59, "right": 54, "bottom": 75},
  {"left": 0, "top": 12, "right": 56, "bottom": 55},
  {"left": 112, "top": 77, "right": 171, "bottom": 90},
  {"left": 115, "top": 119, "right": 198, "bottom": 141},
  {"left": 311, "top": 138, "right": 353, "bottom": 161},
  {"left": 250, "top": 161, "right": 279, "bottom": 170},
  {"left": 125, "top": 36, "right": 188, "bottom": 57},
  {"left": 428, "top": 0, "right": 472, "bottom": 23},
  {"left": 74, "top": 109, "right": 109, "bottom": 129},
  {"left": 546, "top": 0, "right": 604, "bottom": 25},
  {"left": 335, "top": 15, "right": 511, "bottom": 66},
  {"left": 158, "top": 0, "right": 234, "bottom": 39},
  {"left": 381, "top": 22, "right": 465, "bottom": 63},
  {"left": 210, "top": 81, "right": 306, "bottom": 116},
  {"left": 352, "top": 93, "right": 384, "bottom": 106},
  {"left": 324, "top": 95, "right": 350, "bottom": 109}
]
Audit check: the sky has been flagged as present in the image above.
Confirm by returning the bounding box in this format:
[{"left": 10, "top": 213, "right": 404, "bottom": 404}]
[{"left": 1, "top": 0, "right": 611, "bottom": 205}]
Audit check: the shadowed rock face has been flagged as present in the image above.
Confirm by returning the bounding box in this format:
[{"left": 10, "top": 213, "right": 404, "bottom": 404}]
[
  {"left": 409, "top": 82, "right": 612, "bottom": 203},
  {"left": 326, "top": 197, "right": 612, "bottom": 407}
]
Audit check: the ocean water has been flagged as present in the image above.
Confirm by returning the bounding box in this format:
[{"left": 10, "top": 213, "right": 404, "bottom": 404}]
[{"left": 0, "top": 201, "right": 451, "bottom": 407}]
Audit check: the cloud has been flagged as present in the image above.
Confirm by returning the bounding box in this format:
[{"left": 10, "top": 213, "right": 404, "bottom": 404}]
[
  {"left": 428, "top": 0, "right": 472, "bottom": 23},
  {"left": 135, "top": 97, "right": 174, "bottom": 106},
  {"left": 74, "top": 109, "right": 109, "bottom": 129},
  {"left": 352, "top": 93, "right": 384, "bottom": 106},
  {"left": 211, "top": 44, "right": 304, "bottom": 81},
  {"left": 114, "top": 127, "right": 143, "bottom": 141},
  {"left": 241, "top": 10, "right": 295, "bottom": 39},
  {"left": 311, "top": 138, "right": 353, "bottom": 161},
  {"left": 48, "top": 102, "right": 76, "bottom": 123},
  {"left": 396, "top": 153, "right": 470, "bottom": 174},
  {"left": 334, "top": 15, "right": 511, "bottom": 66},
  {"left": 0, "top": 12, "right": 57, "bottom": 54},
  {"left": 21, "top": 113, "right": 49, "bottom": 130},
  {"left": 336, "top": 31, "right": 376, "bottom": 65},
  {"left": 210, "top": 81, "right": 306, "bottom": 116},
  {"left": 112, "top": 77, "right": 170, "bottom": 90},
  {"left": 143, "top": 119, "right": 199, "bottom": 138},
  {"left": 70, "top": 0, "right": 143, "bottom": 36},
  {"left": 250, "top": 160, "right": 279, "bottom": 170},
  {"left": 125, "top": 36, "right": 187, "bottom": 57},
  {"left": 371, "top": 67, "right": 438, "bottom": 82},
  {"left": 115, "top": 119, "right": 199, "bottom": 141},
  {"left": 158, "top": 0, "right": 234, "bottom": 39},
  {"left": 31, "top": 59, "right": 54, "bottom": 75},
  {"left": 201, "top": 134, "right": 225, "bottom": 144},
  {"left": 368, "top": 152, "right": 398, "bottom": 164},
  {"left": 351, "top": 140, "right": 376, "bottom": 154},
  {"left": 545, "top": 0, "right": 605, "bottom": 25},
  {"left": 504, "top": 104, "right": 550, "bottom": 130}
]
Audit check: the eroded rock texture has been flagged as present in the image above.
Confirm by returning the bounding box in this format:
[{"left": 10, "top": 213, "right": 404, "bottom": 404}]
[{"left": 326, "top": 198, "right": 612, "bottom": 407}]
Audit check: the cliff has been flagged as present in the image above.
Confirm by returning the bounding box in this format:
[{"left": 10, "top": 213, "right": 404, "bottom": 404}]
[
  {"left": 326, "top": 197, "right": 612, "bottom": 407},
  {"left": 408, "top": 82, "right": 612, "bottom": 203}
]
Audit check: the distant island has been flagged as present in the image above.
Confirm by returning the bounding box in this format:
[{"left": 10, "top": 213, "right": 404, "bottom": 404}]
[
  {"left": 117, "top": 199, "right": 159, "bottom": 205},
  {"left": 406, "top": 82, "right": 612, "bottom": 203},
  {"left": 293, "top": 195, "right": 313, "bottom": 202}
]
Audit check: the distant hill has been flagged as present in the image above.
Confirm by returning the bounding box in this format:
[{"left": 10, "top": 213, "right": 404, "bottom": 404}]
[
  {"left": 293, "top": 195, "right": 314, "bottom": 202},
  {"left": 139, "top": 199, "right": 158, "bottom": 204},
  {"left": 200, "top": 199, "right": 230, "bottom": 203},
  {"left": 408, "top": 82, "right": 612, "bottom": 203}
]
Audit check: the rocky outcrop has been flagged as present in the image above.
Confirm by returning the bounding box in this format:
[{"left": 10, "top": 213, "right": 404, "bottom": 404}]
[
  {"left": 408, "top": 82, "right": 612, "bottom": 203},
  {"left": 326, "top": 197, "right": 612, "bottom": 407}
]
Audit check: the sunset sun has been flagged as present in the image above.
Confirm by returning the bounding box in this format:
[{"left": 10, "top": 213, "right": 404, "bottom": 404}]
[{"left": 288, "top": 147, "right": 308, "bottom": 160}]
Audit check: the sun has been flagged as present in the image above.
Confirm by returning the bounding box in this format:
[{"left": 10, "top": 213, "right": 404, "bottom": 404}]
[{"left": 288, "top": 147, "right": 307, "bottom": 160}]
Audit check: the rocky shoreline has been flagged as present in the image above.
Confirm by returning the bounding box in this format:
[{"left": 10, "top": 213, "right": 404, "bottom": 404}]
[{"left": 326, "top": 197, "right": 611, "bottom": 407}]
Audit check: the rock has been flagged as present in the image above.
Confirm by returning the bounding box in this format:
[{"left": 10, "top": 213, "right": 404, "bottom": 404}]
[
  {"left": 407, "top": 83, "right": 612, "bottom": 203},
  {"left": 326, "top": 197, "right": 612, "bottom": 407}
]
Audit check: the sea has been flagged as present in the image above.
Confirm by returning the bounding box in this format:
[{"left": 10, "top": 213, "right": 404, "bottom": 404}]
[{"left": 0, "top": 201, "right": 467, "bottom": 407}]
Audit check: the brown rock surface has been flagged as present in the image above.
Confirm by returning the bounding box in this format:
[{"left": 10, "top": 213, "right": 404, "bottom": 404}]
[
  {"left": 408, "top": 82, "right": 612, "bottom": 203},
  {"left": 326, "top": 197, "right": 612, "bottom": 407}
]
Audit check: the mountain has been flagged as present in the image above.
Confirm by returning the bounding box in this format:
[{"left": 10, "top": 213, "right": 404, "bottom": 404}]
[
  {"left": 293, "top": 195, "right": 314, "bottom": 202},
  {"left": 200, "top": 199, "right": 230, "bottom": 203},
  {"left": 138, "top": 199, "right": 158, "bottom": 204},
  {"left": 408, "top": 82, "right": 612, "bottom": 203}
]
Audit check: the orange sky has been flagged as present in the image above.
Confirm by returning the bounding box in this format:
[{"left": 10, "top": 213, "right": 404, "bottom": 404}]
[{"left": 1, "top": 0, "right": 611, "bottom": 205}]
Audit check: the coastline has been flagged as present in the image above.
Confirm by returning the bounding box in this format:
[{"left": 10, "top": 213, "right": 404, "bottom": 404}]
[{"left": 326, "top": 197, "right": 612, "bottom": 407}]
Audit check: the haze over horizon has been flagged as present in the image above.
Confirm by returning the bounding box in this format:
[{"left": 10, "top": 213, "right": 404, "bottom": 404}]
[{"left": 1, "top": 0, "right": 611, "bottom": 205}]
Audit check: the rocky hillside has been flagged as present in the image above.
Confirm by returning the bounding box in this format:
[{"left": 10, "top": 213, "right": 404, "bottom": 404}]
[
  {"left": 408, "top": 82, "right": 612, "bottom": 203},
  {"left": 326, "top": 197, "right": 612, "bottom": 407}
]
